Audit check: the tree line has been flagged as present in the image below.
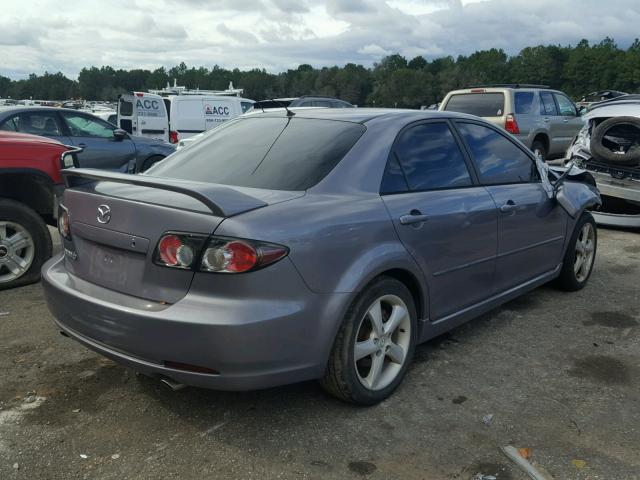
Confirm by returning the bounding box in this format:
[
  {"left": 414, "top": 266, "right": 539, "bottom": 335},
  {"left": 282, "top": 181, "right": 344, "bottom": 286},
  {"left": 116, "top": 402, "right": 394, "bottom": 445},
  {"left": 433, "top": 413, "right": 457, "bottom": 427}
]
[{"left": 1, "top": 38, "right": 638, "bottom": 108}]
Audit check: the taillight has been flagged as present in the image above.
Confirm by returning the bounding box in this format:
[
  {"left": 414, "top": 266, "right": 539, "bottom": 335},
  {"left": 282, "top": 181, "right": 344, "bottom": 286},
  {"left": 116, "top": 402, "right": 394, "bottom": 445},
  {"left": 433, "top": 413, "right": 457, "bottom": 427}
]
[
  {"left": 58, "top": 205, "right": 71, "bottom": 240},
  {"left": 153, "top": 234, "right": 288, "bottom": 273},
  {"left": 169, "top": 131, "right": 179, "bottom": 144},
  {"left": 505, "top": 114, "right": 520, "bottom": 134},
  {"left": 154, "top": 233, "right": 206, "bottom": 270},
  {"left": 200, "top": 237, "right": 288, "bottom": 274}
]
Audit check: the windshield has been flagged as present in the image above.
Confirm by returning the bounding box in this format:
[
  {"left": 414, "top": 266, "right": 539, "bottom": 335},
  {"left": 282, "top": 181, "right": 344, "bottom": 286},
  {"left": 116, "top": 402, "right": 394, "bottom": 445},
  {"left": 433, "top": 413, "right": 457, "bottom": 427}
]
[{"left": 147, "top": 116, "right": 365, "bottom": 190}]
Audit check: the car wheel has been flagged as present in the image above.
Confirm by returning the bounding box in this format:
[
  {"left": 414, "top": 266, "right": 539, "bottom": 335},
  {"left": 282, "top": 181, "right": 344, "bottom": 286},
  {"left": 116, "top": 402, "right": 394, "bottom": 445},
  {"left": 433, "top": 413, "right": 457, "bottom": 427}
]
[
  {"left": 0, "top": 199, "right": 52, "bottom": 291},
  {"left": 141, "top": 155, "right": 165, "bottom": 172},
  {"left": 555, "top": 212, "right": 597, "bottom": 291},
  {"left": 531, "top": 140, "right": 547, "bottom": 162},
  {"left": 320, "top": 277, "right": 417, "bottom": 405}
]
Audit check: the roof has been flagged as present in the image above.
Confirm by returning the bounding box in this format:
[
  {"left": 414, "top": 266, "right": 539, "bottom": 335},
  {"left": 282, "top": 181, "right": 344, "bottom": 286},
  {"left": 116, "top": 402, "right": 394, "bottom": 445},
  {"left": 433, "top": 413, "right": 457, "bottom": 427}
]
[
  {"left": 587, "top": 94, "right": 640, "bottom": 112},
  {"left": 242, "top": 107, "right": 471, "bottom": 124}
]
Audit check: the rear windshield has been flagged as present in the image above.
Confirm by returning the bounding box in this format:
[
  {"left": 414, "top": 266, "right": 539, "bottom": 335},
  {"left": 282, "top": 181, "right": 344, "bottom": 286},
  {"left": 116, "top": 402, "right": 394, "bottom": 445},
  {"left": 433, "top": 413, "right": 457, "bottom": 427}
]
[
  {"left": 148, "top": 116, "right": 365, "bottom": 190},
  {"left": 443, "top": 93, "right": 505, "bottom": 117}
]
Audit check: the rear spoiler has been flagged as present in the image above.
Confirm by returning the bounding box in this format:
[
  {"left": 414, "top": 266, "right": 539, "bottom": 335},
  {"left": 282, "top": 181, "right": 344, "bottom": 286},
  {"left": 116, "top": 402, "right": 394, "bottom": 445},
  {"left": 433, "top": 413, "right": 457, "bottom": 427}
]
[{"left": 62, "top": 169, "right": 267, "bottom": 217}]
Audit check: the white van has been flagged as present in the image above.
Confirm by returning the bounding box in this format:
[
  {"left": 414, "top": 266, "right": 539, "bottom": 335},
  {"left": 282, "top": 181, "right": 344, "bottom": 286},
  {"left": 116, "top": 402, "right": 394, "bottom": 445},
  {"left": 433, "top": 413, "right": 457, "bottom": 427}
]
[{"left": 117, "top": 92, "right": 254, "bottom": 144}]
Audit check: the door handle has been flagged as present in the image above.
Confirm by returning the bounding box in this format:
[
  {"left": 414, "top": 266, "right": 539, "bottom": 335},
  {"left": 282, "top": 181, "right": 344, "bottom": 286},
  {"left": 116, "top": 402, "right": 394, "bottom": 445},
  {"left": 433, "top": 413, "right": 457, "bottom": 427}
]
[
  {"left": 400, "top": 210, "right": 429, "bottom": 225},
  {"left": 543, "top": 117, "right": 550, "bottom": 123},
  {"left": 499, "top": 200, "right": 517, "bottom": 213},
  {"left": 563, "top": 119, "right": 569, "bottom": 123}
]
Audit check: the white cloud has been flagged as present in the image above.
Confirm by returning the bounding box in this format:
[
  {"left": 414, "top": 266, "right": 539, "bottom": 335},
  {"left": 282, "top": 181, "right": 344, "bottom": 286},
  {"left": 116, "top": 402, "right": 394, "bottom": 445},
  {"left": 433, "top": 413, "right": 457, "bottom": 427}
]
[{"left": 0, "top": 0, "right": 638, "bottom": 79}]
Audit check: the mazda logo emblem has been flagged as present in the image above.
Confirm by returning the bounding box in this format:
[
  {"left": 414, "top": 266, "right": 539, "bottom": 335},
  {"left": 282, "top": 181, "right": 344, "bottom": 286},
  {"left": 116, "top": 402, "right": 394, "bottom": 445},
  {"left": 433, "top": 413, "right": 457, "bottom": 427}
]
[{"left": 97, "top": 204, "right": 112, "bottom": 224}]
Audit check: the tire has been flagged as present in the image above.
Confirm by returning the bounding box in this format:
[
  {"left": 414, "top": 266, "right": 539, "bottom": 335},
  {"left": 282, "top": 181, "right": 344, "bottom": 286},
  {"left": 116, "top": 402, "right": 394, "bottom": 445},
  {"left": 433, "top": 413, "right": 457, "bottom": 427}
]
[
  {"left": 0, "top": 199, "right": 52, "bottom": 291},
  {"left": 320, "top": 277, "right": 418, "bottom": 405},
  {"left": 531, "top": 139, "right": 547, "bottom": 162},
  {"left": 555, "top": 212, "right": 597, "bottom": 292},
  {"left": 141, "top": 155, "right": 165, "bottom": 172},
  {"left": 590, "top": 116, "right": 640, "bottom": 166}
]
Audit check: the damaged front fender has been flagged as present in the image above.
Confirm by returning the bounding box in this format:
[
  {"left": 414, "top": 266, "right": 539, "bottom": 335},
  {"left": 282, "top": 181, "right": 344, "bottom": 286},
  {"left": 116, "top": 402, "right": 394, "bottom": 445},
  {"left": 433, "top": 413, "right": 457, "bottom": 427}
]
[{"left": 555, "top": 181, "right": 601, "bottom": 218}]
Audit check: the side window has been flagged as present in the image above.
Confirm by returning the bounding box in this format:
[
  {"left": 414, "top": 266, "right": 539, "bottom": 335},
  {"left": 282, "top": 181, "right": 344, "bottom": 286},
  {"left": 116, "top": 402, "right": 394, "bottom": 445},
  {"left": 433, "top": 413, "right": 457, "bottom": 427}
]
[
  {"left": 514, "top": 92, "right": 534, "bottom": 114},
  {"left": 62, "top": 113, "right": 114, "bottom": 138},
  {"left": 539, "top": 92, "right": 558, "bottom": 116},
  {"left": 393, "top": 122, "right": 472, "bottom": 191},
  {"left": 457, "top": 122, "right": 538, "bottom": 185},
  {"left": 13, "top": 112, "right": 62, "bottom": 136},
  {"left": 554, "top": 94, "right": 577, "bottom": 116},
  {"left": 240, "top": 101, "right": 253, "bottom": 113},
  {"left": 0, "top": 116, "right": 19, "bottom": 131},
  {"left": 380, "top": 153, "right": 409, "bottom": 194}
]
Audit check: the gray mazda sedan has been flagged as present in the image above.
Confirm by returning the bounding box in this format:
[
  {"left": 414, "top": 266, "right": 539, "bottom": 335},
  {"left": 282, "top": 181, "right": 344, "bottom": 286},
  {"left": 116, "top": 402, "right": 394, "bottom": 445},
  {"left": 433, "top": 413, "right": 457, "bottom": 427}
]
[{"left": 42, "top": 109, "right": 600, "bottom": 404}]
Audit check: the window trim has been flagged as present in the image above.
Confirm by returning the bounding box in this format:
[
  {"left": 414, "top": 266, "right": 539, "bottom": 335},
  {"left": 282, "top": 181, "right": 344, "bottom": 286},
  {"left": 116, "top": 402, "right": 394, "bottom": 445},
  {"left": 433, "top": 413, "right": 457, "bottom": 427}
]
[
  {"left": 379, "top": 118, "right": 480, "bottom": 196},
  {"left": 451, "top": 119, "right": 541, "bottom": 187}
]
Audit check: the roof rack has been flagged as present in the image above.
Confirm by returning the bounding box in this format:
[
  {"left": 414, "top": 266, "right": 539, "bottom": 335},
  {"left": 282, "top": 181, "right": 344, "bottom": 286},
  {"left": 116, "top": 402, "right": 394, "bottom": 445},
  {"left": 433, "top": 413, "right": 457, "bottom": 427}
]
[{"left": 466, "top": 84, "right": 550, "bottom": 89}]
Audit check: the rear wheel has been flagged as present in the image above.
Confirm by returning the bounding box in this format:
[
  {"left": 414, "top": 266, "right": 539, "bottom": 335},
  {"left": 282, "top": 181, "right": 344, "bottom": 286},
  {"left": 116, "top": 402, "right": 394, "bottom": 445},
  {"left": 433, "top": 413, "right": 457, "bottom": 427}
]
[
  {"left": 556, "top": 212, "right": 597, "bottom": 291},
  {"left": 320, "top": 277, "right": 417, "bottom": 405},
  {"left": 0, "top": 199, "right": 52, "bottom": 290},
  {"left": 141, "top": 155, "right": 165, "bottom": 172}
]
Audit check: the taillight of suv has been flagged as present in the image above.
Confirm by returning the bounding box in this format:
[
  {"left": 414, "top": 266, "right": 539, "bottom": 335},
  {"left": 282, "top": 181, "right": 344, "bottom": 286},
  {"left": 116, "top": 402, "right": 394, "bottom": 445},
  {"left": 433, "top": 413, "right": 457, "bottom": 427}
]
[{"left": 505, "top": 114, "right": 520, "bottom": 134}]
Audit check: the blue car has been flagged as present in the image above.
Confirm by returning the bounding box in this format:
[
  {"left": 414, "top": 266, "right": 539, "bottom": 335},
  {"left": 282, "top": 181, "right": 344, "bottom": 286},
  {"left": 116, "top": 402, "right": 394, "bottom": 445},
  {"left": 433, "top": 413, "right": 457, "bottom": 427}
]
[{"left": 0, "top": 107, "right": 175, "bottom": 172}]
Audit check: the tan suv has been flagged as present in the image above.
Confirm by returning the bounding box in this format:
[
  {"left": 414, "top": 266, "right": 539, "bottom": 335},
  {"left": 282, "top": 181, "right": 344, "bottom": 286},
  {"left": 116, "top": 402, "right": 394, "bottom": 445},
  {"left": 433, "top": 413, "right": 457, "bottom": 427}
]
[{"left": 439, "top": 84, "right": 584, "bottom": 161}]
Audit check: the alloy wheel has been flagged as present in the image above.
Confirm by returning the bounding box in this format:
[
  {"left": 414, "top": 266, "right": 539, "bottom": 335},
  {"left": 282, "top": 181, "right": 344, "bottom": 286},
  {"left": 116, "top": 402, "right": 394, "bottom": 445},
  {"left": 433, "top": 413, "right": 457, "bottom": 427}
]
[
  {"left": 0, "top": 221, "right": 35, "bottom": 284},
  {"left": 574, "top": 222, "right": 595, "bottom": 283},
  {"left": 353, "top": 294, "right": 411, "bottom": 391}
]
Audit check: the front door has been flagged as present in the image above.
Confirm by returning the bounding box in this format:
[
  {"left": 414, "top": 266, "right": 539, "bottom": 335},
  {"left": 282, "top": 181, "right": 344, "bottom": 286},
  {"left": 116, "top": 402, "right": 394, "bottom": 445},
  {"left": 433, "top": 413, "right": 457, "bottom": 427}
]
[
  {"left": 381, "top": 121, "right": 498, "bottom": 321},
  {"left": 455, "top": 120, "right": 567, "bottom": 292},
  {"left": 60, "top": 112, "right": 137, "bottom": 171}
]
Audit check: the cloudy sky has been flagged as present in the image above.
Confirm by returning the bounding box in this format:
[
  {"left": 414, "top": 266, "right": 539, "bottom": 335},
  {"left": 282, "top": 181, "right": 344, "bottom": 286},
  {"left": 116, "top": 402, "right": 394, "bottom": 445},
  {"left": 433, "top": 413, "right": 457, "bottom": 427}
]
[{"left": 2, "top": 0, "right": 638, "bottom": 79}]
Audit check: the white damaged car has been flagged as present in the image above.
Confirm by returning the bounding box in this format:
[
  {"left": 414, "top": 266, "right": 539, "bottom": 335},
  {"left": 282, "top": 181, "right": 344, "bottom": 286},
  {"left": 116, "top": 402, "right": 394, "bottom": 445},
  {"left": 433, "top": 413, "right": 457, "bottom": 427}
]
[{"left": 567, "top": 94, "right": 640, "bottom": 228}]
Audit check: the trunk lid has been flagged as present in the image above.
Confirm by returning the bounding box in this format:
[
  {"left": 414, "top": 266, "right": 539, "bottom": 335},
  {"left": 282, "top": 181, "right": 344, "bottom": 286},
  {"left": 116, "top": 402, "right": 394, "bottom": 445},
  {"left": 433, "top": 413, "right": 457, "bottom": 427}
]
[{"left": 61, "top": 170, "right": 303, "bottom": 303}]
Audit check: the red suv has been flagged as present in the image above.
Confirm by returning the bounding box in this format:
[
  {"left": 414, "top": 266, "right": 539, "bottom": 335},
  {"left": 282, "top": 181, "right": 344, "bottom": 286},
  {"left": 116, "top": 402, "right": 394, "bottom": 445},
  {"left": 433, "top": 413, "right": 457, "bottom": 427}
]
[{"left": 0, "top": 131, "right": 75, "bottom": 289}]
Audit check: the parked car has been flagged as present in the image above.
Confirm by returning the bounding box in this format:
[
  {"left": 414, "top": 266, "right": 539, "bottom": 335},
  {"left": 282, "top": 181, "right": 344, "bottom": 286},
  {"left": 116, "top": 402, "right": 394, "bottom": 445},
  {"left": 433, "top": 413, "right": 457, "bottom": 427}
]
[
  {"left": 117, "top": 91, "right": 255, "bottom": 145},
  {"left": 576, "top": 90, "right": 627, "bottom": 112},
  {"left": 566, "top": 94, "right": 640, "bottom": 227},
  {"left": 439, "top": 84, "right": 584, "bottom": 161},
  {"left": 0, "top": 131, "right": 77, "bottom": 290},
  {"left": 0, "top": 107, "right": 175, "bottom": 172},
  {"left": 253, "top": 96, "right": 354, "bottom": 110},
  {"left": 43, "top": 109, "right": 600, "bottom": 405}
]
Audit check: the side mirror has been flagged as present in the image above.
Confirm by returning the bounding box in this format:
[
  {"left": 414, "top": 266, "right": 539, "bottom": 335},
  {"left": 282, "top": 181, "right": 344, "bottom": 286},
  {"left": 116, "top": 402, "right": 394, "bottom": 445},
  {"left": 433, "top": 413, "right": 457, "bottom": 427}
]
[
  {"left": 113, "top": 128, "right": 128, "bottom": 141},
  {"left": 60, "top": 146, "right": 83, "bottom": 169}
]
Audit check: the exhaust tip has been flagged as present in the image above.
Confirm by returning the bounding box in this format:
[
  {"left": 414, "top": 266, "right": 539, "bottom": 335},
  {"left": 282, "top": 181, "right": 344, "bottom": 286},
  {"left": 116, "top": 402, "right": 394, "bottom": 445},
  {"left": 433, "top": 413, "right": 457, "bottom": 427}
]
[{"left": 160, "top": 377, "right": 187, "bottom": 391}]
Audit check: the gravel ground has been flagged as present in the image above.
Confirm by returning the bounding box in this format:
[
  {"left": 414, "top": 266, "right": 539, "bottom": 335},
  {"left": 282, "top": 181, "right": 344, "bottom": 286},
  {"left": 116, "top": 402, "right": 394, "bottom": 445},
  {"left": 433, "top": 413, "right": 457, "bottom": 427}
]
[{"left": 0, "top": 227, "right": 638, "bottom": 480}]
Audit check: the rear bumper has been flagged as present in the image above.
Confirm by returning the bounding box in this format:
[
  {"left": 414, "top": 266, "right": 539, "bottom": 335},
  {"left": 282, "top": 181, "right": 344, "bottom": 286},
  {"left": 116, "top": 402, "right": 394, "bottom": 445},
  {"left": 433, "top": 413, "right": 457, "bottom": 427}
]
[{"left": 42, "top": 255, "right": 350, "bottom": 391}]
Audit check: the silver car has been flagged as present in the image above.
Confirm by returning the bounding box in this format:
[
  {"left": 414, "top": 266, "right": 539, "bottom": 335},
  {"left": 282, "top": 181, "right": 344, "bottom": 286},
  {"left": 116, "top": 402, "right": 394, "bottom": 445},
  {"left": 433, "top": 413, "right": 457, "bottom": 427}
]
[
  {"left": 440, "top": 85, "right": 584, "bottom": 161},
  {"left": 42, "top": 109, "right": 600, "bottom": 404}
]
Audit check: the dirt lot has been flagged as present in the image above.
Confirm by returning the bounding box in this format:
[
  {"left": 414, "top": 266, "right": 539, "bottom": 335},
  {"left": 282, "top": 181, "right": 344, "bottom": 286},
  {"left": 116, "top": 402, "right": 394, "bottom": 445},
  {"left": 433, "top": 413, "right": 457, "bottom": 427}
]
[{"left": 0, "top": 227, "right": 639, "bottom": 480}]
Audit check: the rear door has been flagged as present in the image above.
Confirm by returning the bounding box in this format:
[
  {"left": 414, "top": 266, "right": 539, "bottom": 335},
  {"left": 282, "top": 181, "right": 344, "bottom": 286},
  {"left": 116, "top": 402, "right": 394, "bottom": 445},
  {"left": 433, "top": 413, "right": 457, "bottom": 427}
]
[
  {"left": 553, "top": 92, "right": 584, "bottom": 151},
  {"left": 454, "top": 120, "right": 567, "bottom": 292},
  {"left": 539, "top": 91, "right": 565, "bottom": 156},
  {"left": 60, "top": 111, "right": 136, "bottom": 171},
  {"left": 442, "top": 92, "right": 506, "bottom": 129},
  {"left": 172, "top": 98, "right": 206, "bottom": 140},
  {"left": 118, "top": 92, "right": 168, "bottom": 142},
  {"left": 0, "top": 110, "right": 72, "bottom": 145},
  {"left": 381, "top": 120, "right": 498, "bottom": 321}
]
